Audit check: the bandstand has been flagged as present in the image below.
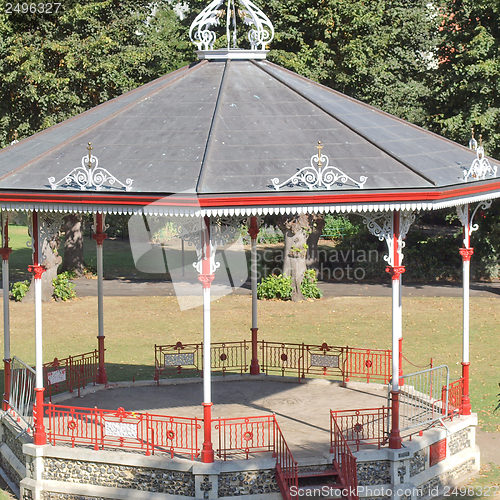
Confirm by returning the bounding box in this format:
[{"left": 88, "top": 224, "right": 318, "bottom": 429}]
[{"left": 0, "top": 1, "right": 499, "bottom": 499}]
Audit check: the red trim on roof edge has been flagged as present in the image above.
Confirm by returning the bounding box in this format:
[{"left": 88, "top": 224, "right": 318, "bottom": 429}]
[{"left": 0, "top": 181, "right": 498, "bottom": 207}]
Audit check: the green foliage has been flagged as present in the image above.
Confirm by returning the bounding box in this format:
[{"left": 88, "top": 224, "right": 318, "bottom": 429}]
[
  {"left": 427, "top": 0, "right": 500, "bottom": 158},
  {"left": 52, "top": 272, "right": 76, "bottom": 301},
  {"left": 300, "top": 269, "right": 323, "bottom": 299},
  {"left": 257, "top": 273, "right": 292, "bottom": 300},
  {"left": 10, "top": 280, "right": 29, "bottom": 301},
  {"left": 323, "top": 215, "right": 361, "bottom": 239},
  {"left": 257, "top": 270, "right": 322, "bottom": 300},
  {"left": 0, "top": 1, "right": 192, "bottom": 147}
]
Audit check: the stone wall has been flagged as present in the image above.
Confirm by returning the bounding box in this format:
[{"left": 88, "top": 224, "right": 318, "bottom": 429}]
[
  {"left": 409, "top": 448, "right": 427, "bottom": 477},
  {"left": 218, "top": 470, "right": 279, "bottom": 496},
  {"left": 42, "top": 458, "right": 195, "bottom": 496},
  {"left": 357, "top": 461, "right": 391, "bottom": 486},
  {"left": 449, "top": 428, "right": 471, "bottom": 456}
]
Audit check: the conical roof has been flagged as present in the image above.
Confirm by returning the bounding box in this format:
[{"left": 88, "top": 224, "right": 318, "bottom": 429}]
[{"left": 0, "top": 13, "right": 498, "bottom": 215}]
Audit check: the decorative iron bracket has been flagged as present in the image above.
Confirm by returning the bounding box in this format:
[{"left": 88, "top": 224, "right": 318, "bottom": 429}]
[
  {"left": 456, "top": 200, "right": 492, "bottom": 246},
  {"left": 48, "top": 143, "right": 134, "bottom": 191},
  {"left": 271, "top": 142, "right": 367, "bottom": 191},
  {"left": 362, "top": 211, "right": 415, "bottom": 266}
]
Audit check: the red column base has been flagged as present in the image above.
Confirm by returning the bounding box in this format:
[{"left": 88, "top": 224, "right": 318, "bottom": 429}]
[
  {"left": 3, "top": 359, "right": 11, "bottom": 411},
  {"left": 250, "top": 327, "right": 260, "bottom": 375},
  {"left": 461, "top": 362, "right": 471, "bottom": 415},
  {"left": 97, "top": 336, "right": 108, "bottom": 385},
  {"left": 33, "top": 388, "right": 47, "bottom": 445},
  {"left": 389, "top": 390, "right": 402, "bottom": 449},
  {"left": 201, "top": 403, "right": 214, "bottom": 463}
]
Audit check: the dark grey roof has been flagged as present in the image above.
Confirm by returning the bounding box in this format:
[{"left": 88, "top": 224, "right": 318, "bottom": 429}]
[{"left": 0, "top": 59, "right": 498, "bottom": 197}]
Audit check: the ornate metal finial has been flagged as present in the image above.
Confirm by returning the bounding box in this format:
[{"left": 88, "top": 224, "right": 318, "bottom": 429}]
[
  {"left": 468, "top": 127, "right": 477, "bottom": 151},
  {"left": 271, "top": 143, "right": 368, "bottom": 191},
  {"left": 86, "top": 142, "right": 93, "bottom": 168},
  {"left": 189, "top": 0, "right": 274, "bottom": 55},
  {"left": 317, "top": 141, "right": 324, "bottom": 168},
  {"left": 463, "top": 136, "right": 497, "bottom": 182},
  {"left": 48, "top": 144, "right": 134, "bottom": 191}
]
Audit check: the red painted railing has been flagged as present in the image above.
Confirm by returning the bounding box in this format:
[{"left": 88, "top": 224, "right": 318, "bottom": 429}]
[
  {"left": 154, "top": 341, "right": 248, "bottom": 381},
  {"left": 330, "top": 413, "right": 358, "bottom": 500},
  {"left": 215, "top": 415, "right": 274, "bottom": 460},
  {"left": 155, "top": 340, "right": 393, "bottom": 384},
  {"left": 344, "top": 347, "right": 391, "bottom": 384},
  {"left": 44, "top": 403, "right": 201, "bottom": 459},
  {"left": 442, "top": 378, "right": 464, "bottom": 415},
  {"left": 330, "top": 407, "right": 389, "bottom": 451},
  {"left": 274, "top": 418, "right": 298, "bottom": 500},
  {"left": 43, "top": 350, "right": 98, "bottom": 400},
  {"left": 214, "top": 414, "right": 298, "bottom": 499}
]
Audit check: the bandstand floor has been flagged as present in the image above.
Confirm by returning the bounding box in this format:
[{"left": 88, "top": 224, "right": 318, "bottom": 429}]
[{"left": 55, "top": 375, "right": 389, "bottom": 460}]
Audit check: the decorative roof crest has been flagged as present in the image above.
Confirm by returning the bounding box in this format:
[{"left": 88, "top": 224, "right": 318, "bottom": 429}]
[
  {"left": 271, "top": 142, "right": 368, "bottom": 191},
  {"left": 463, "top": 133, "right": 497, "bottom": 182},
  {"left": 189, "top": 0, "right": 274, "bottom": 58},
  {"left": 48, "top": 143, "right": 134, "bottom": 191}
]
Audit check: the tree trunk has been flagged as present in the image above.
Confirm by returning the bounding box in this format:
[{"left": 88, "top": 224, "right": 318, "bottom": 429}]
[
  {"left": 277, "top": 214, "right": 311, "bottom": 301},
  {"left": 306, "top": 215, "right": 325, "bottom": 269},
  {"left": 23, "top": 215, "right": 62, "bottom": 302},
  {"left": 61, "top": 214, "right": 85, "bottom": 276}
]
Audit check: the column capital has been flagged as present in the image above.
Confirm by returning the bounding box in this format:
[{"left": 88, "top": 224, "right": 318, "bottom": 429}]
[
  {"left": 28, "top": 264, "right": 46, "bottom": 279},
  {"left": 92, "top": 232, "right": 108, "bottom": 245},
  {"left": 385, "top": 265, "right": 405, "bottom": 280},
  {"left": 198, "top": 274, "right": 215, "bottom": 288},
  {"left": 459, "top": 247, "right": 474, "bottom": 261},
  {"left": 248, "top": 216, "right": 259, "bottom": 240},
  {"left": 0, "top": 247, "right": 12, "bottom": 261}
]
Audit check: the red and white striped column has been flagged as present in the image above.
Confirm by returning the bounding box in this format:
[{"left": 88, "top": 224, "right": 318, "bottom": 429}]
[
  {"left": 248, "top": 216, "right": 260, "bottom": 375},
  {"left": 93, "top": 213, "right": 108, "bottom": 385},
  {"left": 28, "top": 211, "right": 47, "bottom": 445},
  {"left": 385, "top": 211, "right": 404, "bottom": 450},
  {"left": 1, "top": 214, "right": 12, "bottom": 410},
  {"left": 458, "top": 204, "right": 473, "bottom": 416},
  {"left": 199, "top": 217, "right": 215, "bottom": 463}
]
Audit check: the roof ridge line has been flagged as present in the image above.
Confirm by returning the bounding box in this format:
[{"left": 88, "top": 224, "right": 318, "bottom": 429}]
[
  {"left": 196, "top": 60, "right": 231, "bottom": 193},
  {"left": 252, "top": 60, "right": 438, "bottom": 187},
  {"left": 0, "top": 61, "right": 207, "bottom": 184}
]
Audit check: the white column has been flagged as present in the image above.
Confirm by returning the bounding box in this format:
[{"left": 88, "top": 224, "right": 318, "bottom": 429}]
[
  {"left": 2, "top": 255, "right": 10, "bottom": 361},
  {"left": 203, "top": 286, "right": 211, "bottom": 403},
  {"left": 34, "top": 278, "right": 43, "bottom": 388}
]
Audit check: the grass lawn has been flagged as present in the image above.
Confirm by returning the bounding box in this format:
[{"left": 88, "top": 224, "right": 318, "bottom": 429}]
[{"left": 1, "top": 294, "right": 498, "bottom": 431}]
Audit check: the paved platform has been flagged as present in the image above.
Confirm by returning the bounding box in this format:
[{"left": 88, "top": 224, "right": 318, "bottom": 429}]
[{"left": 57, "top": 376, "right": 389, "bottom": 460}]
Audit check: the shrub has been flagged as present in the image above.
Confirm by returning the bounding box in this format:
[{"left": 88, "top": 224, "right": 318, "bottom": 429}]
[
  {"left": 257, "top": 270, "right": 322, "bottom": 300},
  {"left": 10, "top": 280, "right": 29, "bottom": 301},
  {"left": 301, "top": 269, "right": 323, "bottom": 299},
  {"left": 53, "top": 272, "right": 76, "bottom": 301},
  {"left": 257, "top": 274, "right": 291, "bottom": 300},
  {"left": 323, "top": 215, "right": 361, "bottom": 239}
]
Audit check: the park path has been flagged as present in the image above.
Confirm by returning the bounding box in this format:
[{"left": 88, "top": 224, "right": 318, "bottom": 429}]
[{"left": 72, "top": 278, "right": 500, "bottom": 298}]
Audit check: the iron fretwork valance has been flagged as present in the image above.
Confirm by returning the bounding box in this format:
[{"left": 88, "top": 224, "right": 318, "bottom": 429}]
[
  {"left": 48, "top": 143, "right": 134, "bottom": 192},
  {"left": 271, "top": 142, "right": 368, "bottom": 191}
]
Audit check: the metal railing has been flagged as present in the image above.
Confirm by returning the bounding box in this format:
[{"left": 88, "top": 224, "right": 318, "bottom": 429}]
[
  {"left": 274, "top": 418, "right": 298, "bottom": 500},
  {"left": 43, "top": 350, "right": 98, "bottom": 400},
  {"left": 155, "top": 340, "right": 394, "bottom": 385},
  {"left": 154, "top": 341, "right": 248, "bottom": 381},
  {"left": 214, "top": 414, "right": 297, "bottom": 499},
  {"left": 393, "top": 365, "right": 450, "bottom": 433},
  {"left": 45, "top": 403, "right": 201, "bottom": 459},
  {"left": 8, "top": 357, "right": 36, "bottom": 428},
  {"left": 444, "top": 378, "right": 463, "bottom": 415},
  {"left": 330, "top": 413, "right": 358, "bottom": 500},
  {"left": 215, "top": 415, "right": 274, "bottom": 460},
  {"left": 344, "top": 347, "right": 392, "bottom": 384},
  {"left": 330, "top": 407, "right": 390, "bottom": 451}
]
